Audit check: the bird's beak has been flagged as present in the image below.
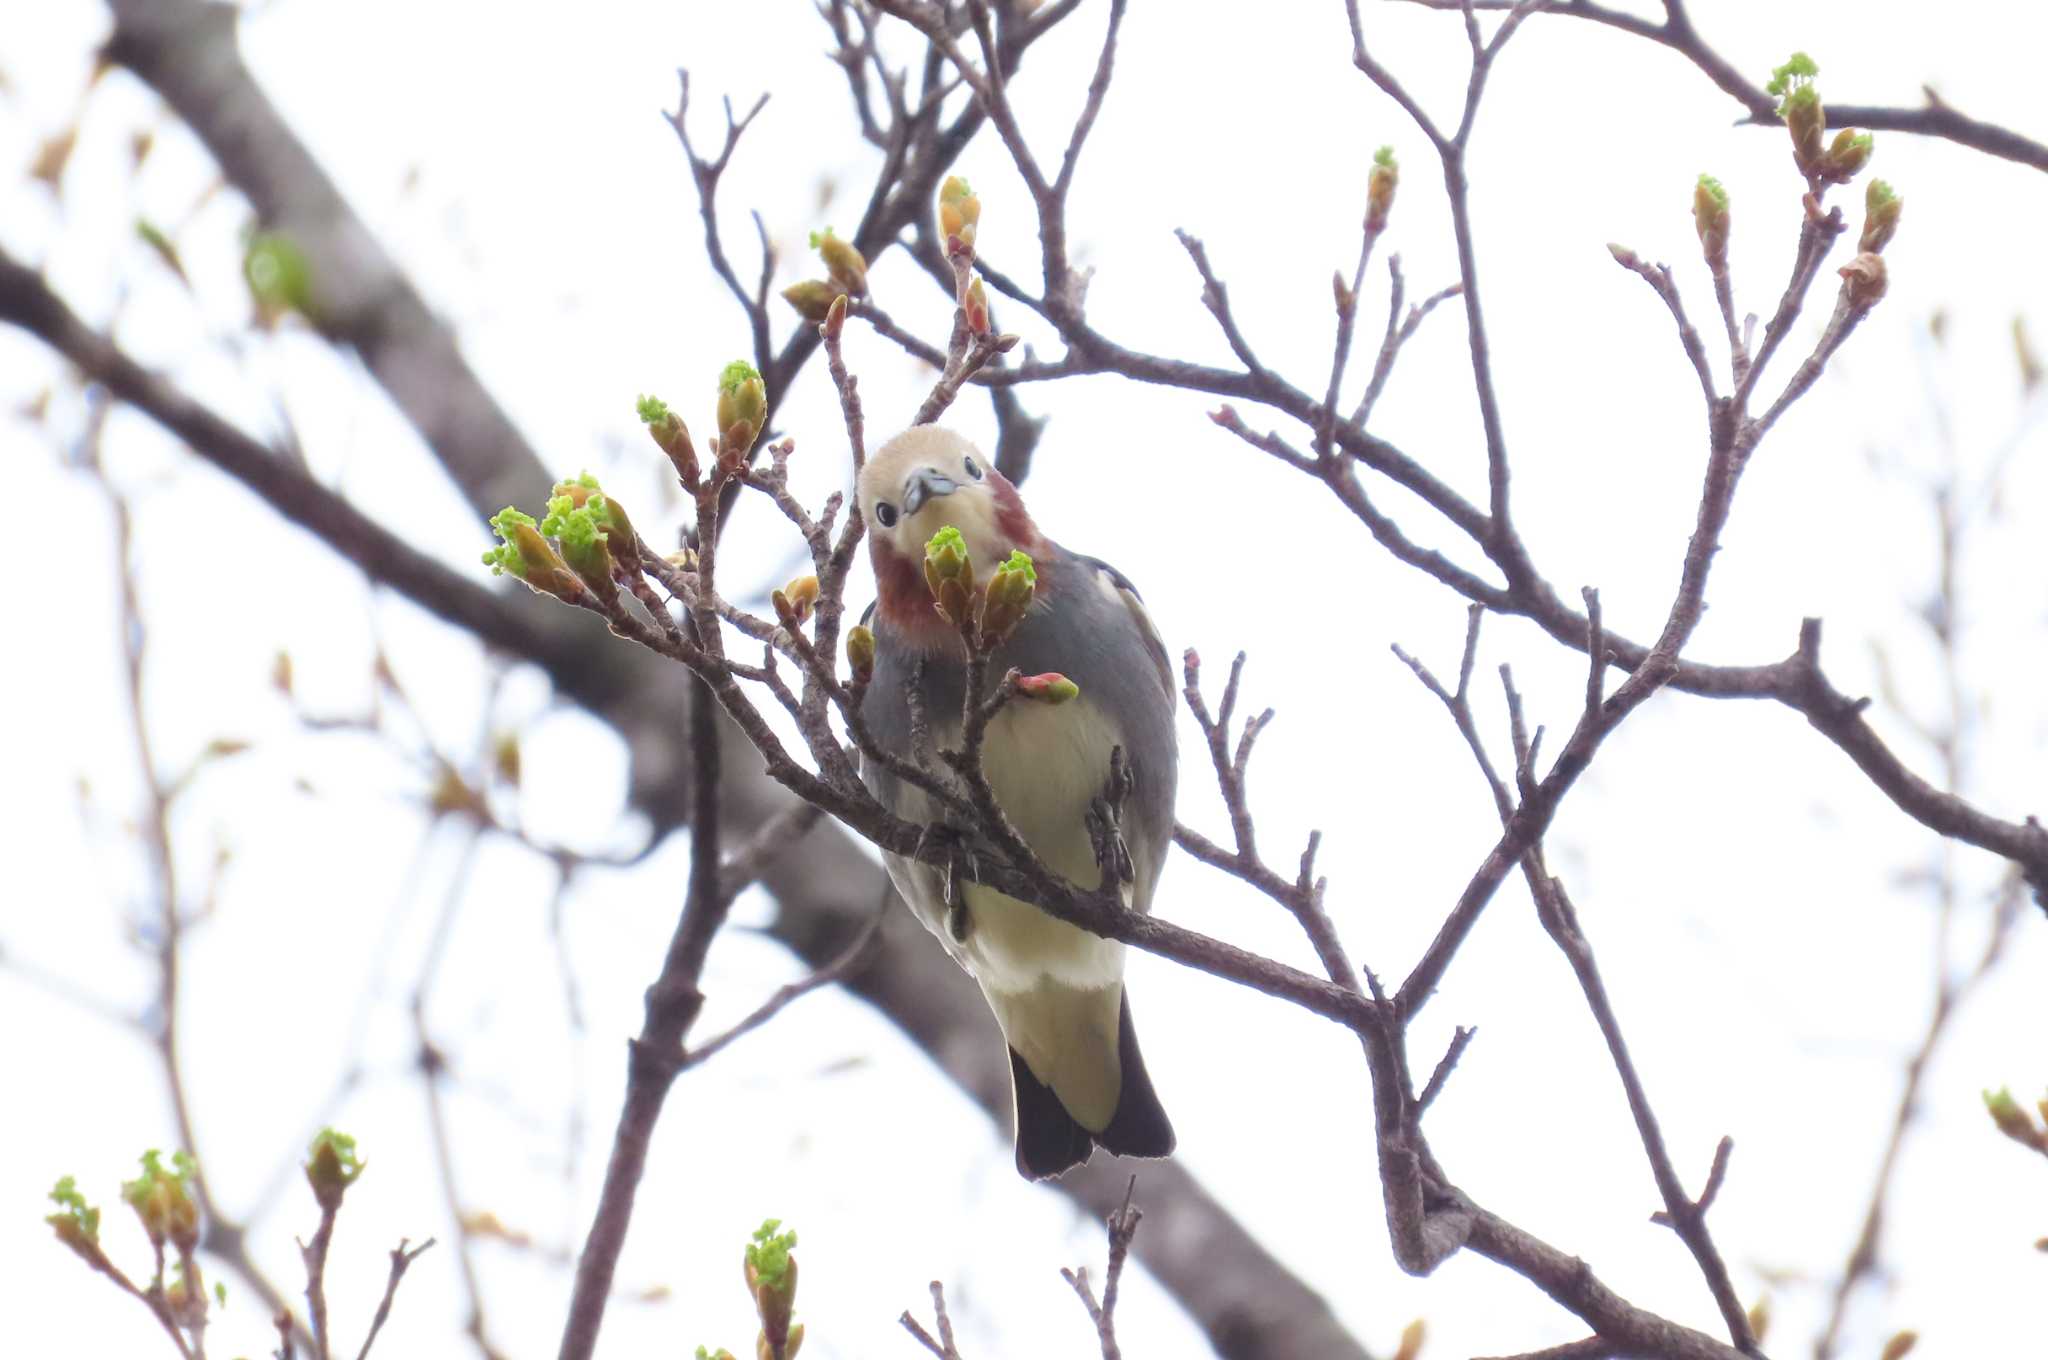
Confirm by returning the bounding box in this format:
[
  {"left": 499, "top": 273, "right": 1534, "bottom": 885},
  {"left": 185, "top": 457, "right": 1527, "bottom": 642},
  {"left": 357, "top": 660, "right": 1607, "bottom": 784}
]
[{"left": 901, "top": 467, "right": 959, "bottom": 517}]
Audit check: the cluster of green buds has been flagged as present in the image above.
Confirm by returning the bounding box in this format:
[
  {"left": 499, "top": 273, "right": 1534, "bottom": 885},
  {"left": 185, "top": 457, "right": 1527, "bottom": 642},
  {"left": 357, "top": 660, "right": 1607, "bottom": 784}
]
[
  {"left": 1766, "top": 53, "right": 1825, "bottom": 180},
  {"left": 122, "top": 1149, "right": 201, "bottom": 1255},
  {"left": 717, "top": 360, "right": 769, "bottom": 467},
  {"left": 46, "top": 1175, "right": 103, "bottom": 1261},
  {"left": 547, "top": 473, "right": 639, "bottom": 607},
  {"left": 1766, "top": 53, "right": 1877, "bottom": 187},
  {"left": 1983, "top": 1086, "right": 2048, "bottom": 1153},
  {"left": 939, "top": 176, "right": 981, "bottom": 255},
  {"left": 1366, "top": 146, "right": 1398, "bottom": 233},
  {"left": 744, "top": 1219, "right": 805, "bottom": 1360},
  {"left": 482, "top": 506, "right": 581, "bottom": 602},
  {"left": 772, "top": 574, "right": 820, "bottom": 632},
  {"left": 304, "top": 1127, "right": 366, "bottom": 1213},
  {"left": 638, "top": 393, "right": 701, "bottom": 486},
  {"left": 1692, "top": 175, "right": 1730, "bottom": 271},
  {"left": 922, "top": 525, "right": 976, "bottom": 626},
  {"left": 484, "top": 474, "right": 640, "bottom": 609},
  {"left": 979, "top": 549, "right": 1036, "bottom": 646}
]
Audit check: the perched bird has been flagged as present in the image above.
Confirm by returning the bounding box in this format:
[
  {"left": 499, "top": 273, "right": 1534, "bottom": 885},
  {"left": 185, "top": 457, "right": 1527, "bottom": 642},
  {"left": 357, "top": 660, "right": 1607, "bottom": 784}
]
[{"left": 856, "top": 426, "right": 1178, "bottom": 1180}]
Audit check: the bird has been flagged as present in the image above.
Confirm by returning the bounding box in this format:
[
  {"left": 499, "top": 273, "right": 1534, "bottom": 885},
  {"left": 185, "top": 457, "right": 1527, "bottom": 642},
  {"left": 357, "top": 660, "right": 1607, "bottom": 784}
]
[{"left": 855, "top": 425, "right": 1178, "bottom": 1180}]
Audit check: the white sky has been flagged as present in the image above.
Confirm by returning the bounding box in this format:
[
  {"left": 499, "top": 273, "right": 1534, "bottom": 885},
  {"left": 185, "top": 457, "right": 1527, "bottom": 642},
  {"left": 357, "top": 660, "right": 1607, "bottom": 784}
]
[{"left": 4, "top": 2, "right": 2047, "bottom": 1358}]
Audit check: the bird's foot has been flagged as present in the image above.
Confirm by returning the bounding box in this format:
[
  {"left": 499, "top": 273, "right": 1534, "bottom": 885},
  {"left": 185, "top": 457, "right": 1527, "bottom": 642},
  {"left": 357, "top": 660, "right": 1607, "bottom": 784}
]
[
  {"left": 915, "top": 821, "right": 979, "bottom": 943},
  {"left": 1087, "top": 746, "right": 1137, "bottom": 893}
]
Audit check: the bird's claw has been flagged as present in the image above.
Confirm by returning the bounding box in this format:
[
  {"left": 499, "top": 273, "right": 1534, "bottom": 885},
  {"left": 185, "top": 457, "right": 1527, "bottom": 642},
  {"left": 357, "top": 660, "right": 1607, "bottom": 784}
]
[
  {"left": 1088, "top": 746, "right": 1137, "bottom": 891},
  {"left": 915, "top": 821, "right": 978, "bottom": 943}
]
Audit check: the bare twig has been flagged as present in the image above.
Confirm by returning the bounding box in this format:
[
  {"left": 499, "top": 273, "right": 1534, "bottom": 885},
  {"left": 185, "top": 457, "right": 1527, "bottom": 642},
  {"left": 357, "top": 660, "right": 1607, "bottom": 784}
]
[
  {"left": 353, "top": 1239, "right": 436, "bottom": 1360},
  {"left": 900, "top": 1281, "right": 966, "bottom": 1359},
  {"left": 1061, "top": 1179, "right": 1143, "bottom": 1360}
]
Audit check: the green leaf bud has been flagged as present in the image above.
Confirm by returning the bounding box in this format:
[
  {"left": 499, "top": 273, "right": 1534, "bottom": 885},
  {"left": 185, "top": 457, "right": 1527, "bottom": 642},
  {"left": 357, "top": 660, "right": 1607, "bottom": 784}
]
[
  {"left": 1693, "top": 175, "right": 1730, "bottom": 269},
  {"left": 780, "top": 279, "right": 843, "bottom": 322},
  {"left": 1821, "top": 129, "right": 1873, "bottom": 183},
  {"left": 1367, "top": 145, "right": 1398, "bottom": 232},
  {"left": 1860, "top": 179, "right": 1903, "bottom": 253},
  {"left": 810, "top": 227, "right": 868, "bottom": 298},
  {"left": 304, "top": 1128, "right": 365, "bottom": 1213}
]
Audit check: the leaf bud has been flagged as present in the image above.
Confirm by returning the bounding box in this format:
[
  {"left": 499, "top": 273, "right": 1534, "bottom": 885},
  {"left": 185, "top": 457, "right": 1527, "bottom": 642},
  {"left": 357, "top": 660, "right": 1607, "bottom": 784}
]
[
  {"left": 846, "top": 624, "right": 876, "bottom": 684},
  {"left": 1014, "top": 671, "right": 1079, "bottom": 704},
  {"left": 1366, "top": 145, "right": 1398, "bottom": 232},
  {"left": 939, "top": 175, "right": 981, "bottom": 253},
  {"left": 780, "top": 280, "right": 842, "bottom": 322},
  {"left": 1693, "top": 175, "right": 1730, "bottom": 269},
  {"left": 1860, "top": 179, "right": 1903, "bottom": 253},
  {"left": 810, "top": 228, "right": 868, "bottom": 298}
]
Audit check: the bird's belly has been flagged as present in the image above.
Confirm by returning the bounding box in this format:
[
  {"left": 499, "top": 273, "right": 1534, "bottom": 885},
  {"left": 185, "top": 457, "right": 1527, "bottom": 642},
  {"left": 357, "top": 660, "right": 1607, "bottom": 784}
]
[{"left": 956, "top": 696, "right": 1128, "bottom": 991}]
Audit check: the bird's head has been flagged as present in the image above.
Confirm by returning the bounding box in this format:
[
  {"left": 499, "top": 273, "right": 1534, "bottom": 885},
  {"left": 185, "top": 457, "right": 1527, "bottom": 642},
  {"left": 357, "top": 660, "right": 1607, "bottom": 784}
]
[{"left": 860, "top": 426, "right": 1047, "bottom": 643}]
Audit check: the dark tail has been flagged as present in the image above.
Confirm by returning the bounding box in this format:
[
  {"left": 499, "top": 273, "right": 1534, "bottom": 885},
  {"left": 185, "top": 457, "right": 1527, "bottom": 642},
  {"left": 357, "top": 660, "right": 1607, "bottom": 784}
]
[{"left": 1011, "top": 991, "right": 1176, "bottom": 1180}]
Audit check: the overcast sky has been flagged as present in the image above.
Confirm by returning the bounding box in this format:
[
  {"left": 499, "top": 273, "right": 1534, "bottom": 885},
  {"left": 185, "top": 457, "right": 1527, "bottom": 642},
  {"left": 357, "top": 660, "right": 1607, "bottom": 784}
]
[{"left": 5, "top": 3, "right": 2047, "bottom": 1358}]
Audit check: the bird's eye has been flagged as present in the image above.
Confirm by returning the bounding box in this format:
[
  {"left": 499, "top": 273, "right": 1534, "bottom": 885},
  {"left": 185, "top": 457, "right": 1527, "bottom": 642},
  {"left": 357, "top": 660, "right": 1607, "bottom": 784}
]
[
  {"left": 962, "top": 455, "right": 984, "bottom": 480},
  {"left": 874, "top": 501, "right": 899, "bottom": 527}
]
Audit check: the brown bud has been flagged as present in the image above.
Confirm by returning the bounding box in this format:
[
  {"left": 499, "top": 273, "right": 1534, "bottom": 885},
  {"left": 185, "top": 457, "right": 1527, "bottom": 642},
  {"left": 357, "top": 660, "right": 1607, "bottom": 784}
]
[{"left": 1838, "top": 252, "right": 1887, "bottom": 309}]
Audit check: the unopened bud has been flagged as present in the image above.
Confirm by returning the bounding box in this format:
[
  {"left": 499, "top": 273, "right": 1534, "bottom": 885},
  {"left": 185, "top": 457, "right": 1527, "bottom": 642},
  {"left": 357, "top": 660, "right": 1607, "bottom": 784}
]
[
  {"left": 716, "top": 361, "right": 768, "bottom": 438},
  {"left": 846, "top": 624, "right": 876, "bottom": 684},
  {"left": 1693, "top": 175, "right": 1730, "bottom": 269},
  {"left": 1984, "top": 1087, "right": 2037, "bottom": 1143},
  {"left": 717, "top": 360, "right": 767, "bottom": 465},
  {"left": 774, "top": 575, "right": 820, "bottom": 630},
  {"left": 1879, "top": 1331, "right": 1918, "bottom": 1360},
  {"left": 638, "top": 395, "right": 700, "bottom": 485},
  {"left": 978, "top": 549, "right": 1036, "bottom": 644},
  {"left": 1746, "top": 1296, "right": 1771, "bottom": 1344},
  {"left": 304, "top": 1128, "right": 365, "bottom": 1214},
  {"left": 938, "top": 175, "right": 981, "bottom": 254},
  {"left": 1015, "top": 671, "right": 1079, "bottom": 704},
  {"left": 1366, "top": 145, "right": 1398, "bottom": 231},
  {"left": 822, "top": 291, "right": 848, "bottom": 341},
  {"left": 1820, "top": 129, "right": 1873, "bottom": 184},
  {"left": 963, "top": 275, "right": 990, "bottom": 335},
  {"left": 923, "top": 525, "right": 975, "bottom": 625},
  {"left": 780, "top": 279, "right": 842, "bottom": 322},
  {"left": 1392, "top": 1319, "right": 1425, "bottom": 1360},
  {"left": 1606, "top": 242, "right": 1641, "bottom": 270},
  {"left": 810, "top": 228, "right": 868, "bottom": 298},
  {"left": 1838, "top": 251, "right": 1887, "bottom": 309},
  {"left": 1860, "top": 179, "right": 1902, "bottom": 253}
]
